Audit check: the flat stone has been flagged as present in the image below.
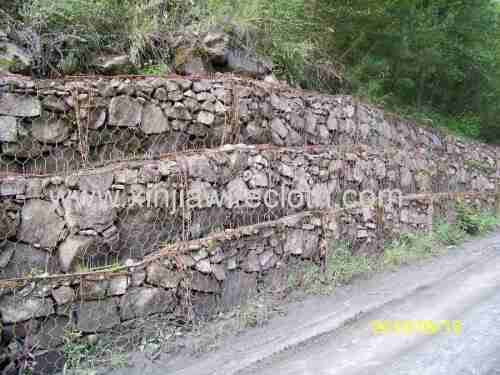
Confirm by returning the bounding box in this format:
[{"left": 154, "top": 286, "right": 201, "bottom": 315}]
[
  {"left": 18, "top": 200, "right": 65, "bottom": 249},
  {"left": 182, "top": 155, "right": 217, "bottom": 182},
  {"left": 109, "top": 96, "right": 142, "bottom": 127},
  {"left": 0, "top": 242, "right": 58, "bottom": 279},
  {"left": 221, "top": 271, "right": 257, "bottom": 309},
  {"left": 62, "top": 191, "right": 115, "bottom": 233},
  {"left": 190, "top": 272, "right": 220, "bottom": 293},
  {"left": 58, "top": 235, "right": 96, "bottom": 273},
  {"left": 120, "top": 287, "right": 175, "bottom": 320},
  {"left": 31, "top": 112, "right": 70, "bottom": 144},
  {"left": 197, "top": 111, "right": 215, "bottom": 125},
  {"left": 77, "top": 299, "right": 120, "bottom": 332},
  {"left": 271, "top": 118, "right": 289, "bottom": 139},
  {"left": 0, "top": 116, "right": 17, "bottom": 142},
  {"left": 195, "top": 259, "right": 212, "bottom": 273},
  {"left": 31, "top": 316, "right": 70, "bottom": 348},
  {"left": 52, "top": 286, "right": 75, "bottom": 305},
  {"left": 42, "top": 96, "right": 68, "bottom": 112},
  {"left": 0, "top": 295, "right": 54, "bottom": 323},
  {"left": 0, "top": 93, "right": 41, "bottom": 117},
  {"left": 0, "top": 178, "right": 26, "bottom": 196},
  {"left": 141, "top": 103, "right": 170, "bottom": 134},
  {"left": 79, "top": 171, "right": 114, "bottom": 194},
  {"left": 146, "top": 262, "right": 183, "bottom": 289},
  {"left": 284, "top": 229, "right": 320, "bottom": 258},
  {"left": 109, "top": 276, "right": 129, "bottom": 296}
]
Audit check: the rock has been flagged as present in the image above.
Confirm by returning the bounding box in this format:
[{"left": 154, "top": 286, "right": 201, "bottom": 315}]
[
  {"left": 259, "top": 250, "right": 278, "bottom": 270},
  {"left": 224, "top": 178, "right": 250, "bottom": 207},
  {"left": 190, "top": 272, "right": 220, "bottom": 293},
  {"left": 109, "top": 96, "right": 142, "bottom": 127},
  {"left": 271, "top": 118, "right": 289, "bottom": 139},
  {"left": 141, "top": 104, "right": 170, "bottom": 134},
  {"left": 0, "top": 244, "right": 15, "bottom": 268},
  {"left": 182, "top": 155, "right": 217, "bottom": 182},
  {"left": 120, "top": 287, "right": 175, "bottom": 320},
  {"left": 109, "top": 276, "right": 129, "bottom": 296},
  {"left": 31, "top": 316, "right": 70, "bottom": 348},
  {"left": 242, "top": 251, "right": 261, "bottom": 272},
  {"left": 87, "top": 107, "right": 107, "bottom": 129},
  {"left": 30, "top": 112, "right": 70, "bottom": 144},
  {"left": 0, "top": 242, "right": 58, "bottom": 279},
  {"left": 174, "top": 48, "right": 208, "bottom": 75},
  {"left": 284, "top": 229, "right": 320, "bottom": 258},
  {"left": 80, "top": 279, "right": 109, "bottom": 300},
  {"left": 190, "top": 292, "right": 219, "bottom": 319},
  {"left": 41, "top": 96, "right": 68, "bottom": 112},
  {"left": 18, "top": 200, "right": 65, "bottom": 249},
  {"left": 0, "top": 93, "right": 41, "bottom": 117},
  {"left": 0, "top": 41, "right": 32, "bottom": 74},
  {"left": 203, "top": 32, "right": 229, "bottom": 65},
  {"left": 195, "top": 259, "right": 212, "bottom": 274},
  {"left": 30, "top": 350, "right": 65, "bottom": 375},
  {"left": 197, "top": 111, "right": 215, "bottom": 126},
  {"left": 0, "top": 116, "right": 17, "bottom": 142},
  {"left": 62, "top": 191, "right": 115, "bottom": 233},
  {"left": 193, "top": 80, "right": 212, "bottom": 92},
  {"left": 77, "top": 300, "right": 120, "bottom": 332},
  {"left": 79, "top": 171, "right": 114, "bottom": 194},
  {"left": 58, "top": 235, "right": 96, "bottom": 273},
  {"left": 52, "top": 286, "right": 75, "bottom": 305},
  {"left": 226, "top": 48, "right": 272, "bottom": 78},
  {"left": 0, "top": 203, "right": 18, "bottom": 239},
  {"left": 0, "top": 295, "right": 54, "bottom": 323},
  {"left": 146, "top": 262, "right": 183, "bottom": 289},
  {"left": 165, "top": 102, "right": 192, "bottom": 120},
  {"left": 93, "top": 54, "right": 135, "bottom": 75},
  {"left": 212, "top": 264, "right": 226, "bottom": 281},
  {"left": 221, "top": 271, "right": 257, "bottom": 309}
]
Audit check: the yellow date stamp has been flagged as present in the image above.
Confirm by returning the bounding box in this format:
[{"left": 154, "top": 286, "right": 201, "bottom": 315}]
[{"left": 371, "top": 320, "right": 463, "bottom": 336}]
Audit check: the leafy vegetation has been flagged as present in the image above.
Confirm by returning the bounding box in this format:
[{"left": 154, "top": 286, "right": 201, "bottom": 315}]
[
  {"left": 290, "top": 207, "right": 500, "bottom": 295},
  {"left": 3, "top": 0, "right": 500, "bottom": 141}
]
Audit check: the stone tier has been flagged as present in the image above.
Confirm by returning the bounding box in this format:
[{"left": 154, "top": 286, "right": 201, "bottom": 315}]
[
  {"left": 0, "top": 75, "right": 497, "bottom": 175},
  {"left": 1, "top": 144, "right": 497, "bottom": 279}
]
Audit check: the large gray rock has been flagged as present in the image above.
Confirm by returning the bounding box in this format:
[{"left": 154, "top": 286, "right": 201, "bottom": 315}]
[
  {"left": 0, "top": 202, "right": 18, "bottom": 240},
  {"left": 93, "top": 54, "right": 135, "bottom": 75},
  {"left": 226, "top": 48, "right": 272, "bottom": 78},
  {"left": 78, "top": 171, "right": 114, "bottom": 194},
  {"left": 31, "top": 112, "right": 70, "bottom": 144},
  {"left": 181, "top": 155, "right": 217, "bottom": 182},
  {"left": 190, "top": 272, "right": 220, "bottom": 293},
  {"left": 120, "top": 287, "right": 175, "bottom": 320},
  {"left": 62, "top": 191, "right": 115, "bottom": 233},
  {"left": 58, "top": 235, "right": 96, "bottom": 272},
  {"left": 0, "top": 116, "right": 17, "bottom": 142},
  {"left": 146, "top": 262, "right": 183, "bottom": 289},
  {"left": 221, "top": 271, "right": 257, "bottom": 309},
  {"left": 141, "top": 104, "right": 170, "bottom": 134},
  {"left": 77, "top": 299, "right": 120, "bottom": 332},
  {"left": 18, "top": 200, "right": 65, "bottom": 249},
  {"left": 203, "top": 32, "right": 229, "bottom": 65},
  {"left": 0, "top": 295, "right": 54, "bottom": 323},
  {"left": 0, "top": 242, "right": 58, "bottom": 279},
  {"left": 109, "top": 96, "right": 142, "bottom": 127},
  {"left": 31, "top": 316, "right": 70, "bottom": 348},
  {"left": 52, "top": 286, "right": 75, "bottom": 305},
  {"left": 0, "top": 93, "right": 41, "bottom": 117},
  {"left": 284, "top": 229, "right": 320, "bottom": 258}
]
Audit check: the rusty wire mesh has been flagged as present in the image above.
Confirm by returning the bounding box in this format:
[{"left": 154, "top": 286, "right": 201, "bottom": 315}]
[{"left": 0, "top": 73, "right": 499, "bottom": 374}]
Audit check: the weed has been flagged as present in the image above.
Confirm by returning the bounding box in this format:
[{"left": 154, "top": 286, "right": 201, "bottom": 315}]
[
  {"left": 137, "top": 63, "right": 170, "bottom": 76},
  {"left": 288, "top": 242, "right": 374, "bottom": 295}
]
